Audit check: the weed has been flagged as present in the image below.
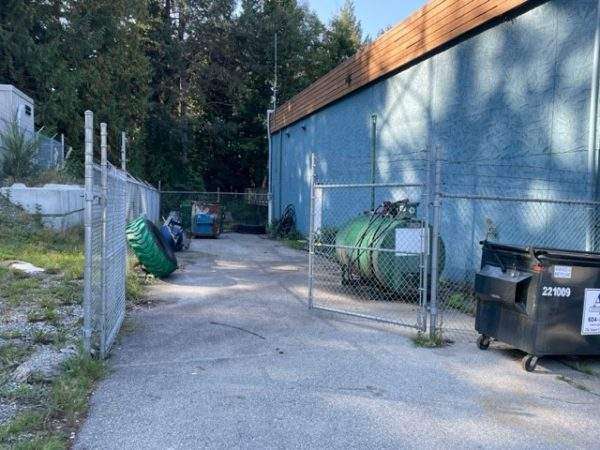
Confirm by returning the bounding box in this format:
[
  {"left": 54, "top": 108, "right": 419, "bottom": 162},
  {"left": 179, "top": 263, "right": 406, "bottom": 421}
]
[
  {"left": 0, "top": 330, "right": 24, "bottom": 340},
  {"left": 446, "top": 292, "right": 476, "bottom": 315},
  {"left": 119, "top": 318, "right": 137, "bottom": 336},
  {"left": 0, "top": 344, "right": 31, "bottom": 369},
  {"left": 2, "top": 276, "right": 41, "bottom": 306},
  {"left": 0, "top": 383, "right": 45, "bottom": 403},
  {"left": 0, "top": 410, "right": 46, "bottom": 442},
  {"left": 13, "top": 435, "right": 66, "bottom": 450},
  {"left": 556, "top": 375, "right": 595, "bottom": 394},
  {"left": 281, "top": 239, "right": 306, "bottom": 251},
  {"left": 126, "top": 269, "right": 145, "bottom": 304},
  {"left": 33, "top": 330, "right": 57, "bottom": 345},
  {"left": 27, "top": 307, "right": 58, "bottom": 324},
  {"left": 412, "top": 332, "right": 446, "bottom": 348},
  {"left": 48, "top": 283, "right": 81, "bottom": 306},
  {"left": 51, "top": 351, "right": 105, "bottom": 421}
]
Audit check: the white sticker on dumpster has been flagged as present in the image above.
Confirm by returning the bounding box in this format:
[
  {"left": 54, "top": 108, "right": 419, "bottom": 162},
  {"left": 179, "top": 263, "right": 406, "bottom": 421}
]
[
  {"left": 581, "top": 289, "right": 600, "bottom": 335},
  {"left": 553, "top": 265, "right": 572, "bottom": 279}
]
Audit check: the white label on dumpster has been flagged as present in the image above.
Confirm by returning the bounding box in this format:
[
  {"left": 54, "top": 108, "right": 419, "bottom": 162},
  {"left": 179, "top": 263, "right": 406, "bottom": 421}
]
[
  {"left": 395, "top": 228, "right": 425, "bottom": 256},
  {"left": 553, "top": 265, "right": 572, "bottom": 279},
  {"left": 581, "top": 289, "right": 600, "bottom": 335}
]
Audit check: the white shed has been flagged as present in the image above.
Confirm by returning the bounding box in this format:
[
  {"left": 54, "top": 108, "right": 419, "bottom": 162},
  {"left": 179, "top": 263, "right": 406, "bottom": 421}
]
[{"left": 0, "top": 84, "right": 35, "bottom": 134}]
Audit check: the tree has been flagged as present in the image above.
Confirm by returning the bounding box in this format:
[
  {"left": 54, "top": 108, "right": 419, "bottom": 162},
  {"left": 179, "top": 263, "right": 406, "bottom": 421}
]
[
  {"left": 318, "top": 0, "right": 363, "bottom": 75},
  {"left": 0, "top": 0, "right": 365, "bottom": 192}
]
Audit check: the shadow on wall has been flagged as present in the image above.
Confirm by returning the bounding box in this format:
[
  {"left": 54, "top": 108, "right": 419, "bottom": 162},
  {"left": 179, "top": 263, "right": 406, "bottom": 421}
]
[{"left": 271, "top": 0, "right": 596, "bottom": 279}]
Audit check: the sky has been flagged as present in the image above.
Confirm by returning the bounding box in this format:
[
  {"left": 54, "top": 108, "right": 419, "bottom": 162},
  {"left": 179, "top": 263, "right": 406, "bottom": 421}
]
[{"left": 305, "top": 0, "right": 427, "bottom": 39}]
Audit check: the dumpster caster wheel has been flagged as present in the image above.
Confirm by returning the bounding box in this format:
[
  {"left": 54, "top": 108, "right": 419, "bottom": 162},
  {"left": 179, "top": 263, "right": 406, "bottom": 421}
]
[
  {"left": 477, "top": 335, "right": 491, "bottom": 350},
  {"left": 521, "top": 355, "right": 538, "bottom": 372}
]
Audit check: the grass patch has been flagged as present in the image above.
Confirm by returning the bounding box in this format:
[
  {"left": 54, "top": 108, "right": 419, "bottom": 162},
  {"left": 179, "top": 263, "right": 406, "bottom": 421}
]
[
  {"left": 51, "top": 351, "right": 105, "bottom": 421},
  {"left": 13, "top": 435, "right": 66, "bottom": 450},
  {"left": 27, "top": 306, "right": 58, "bottom": 324},
  {"left": 0, "top": 383, "right": 45, "bottom": 403},
  {"left": 0, "top": 197, "right": 83, "bottom": 280},
  {"left": 412, "top": 332, "right": 446, "bottom": 348},
  {"left": 0, "top": 410, "right": 46, "bottom": 442},
  {"left": 0, "top": 348, "right": 105, "bottom": 448},
  {"left": 126, "top": 256, "right": 153, "bottom": 306},
  {"left": 1, "top": 274, "right": 41, "bottom": 306},
  {"left": 33, "top": 330, "right": 58, "bottom": 345},
  {"left": 0, "top": 344, "right": 32, "bottom": 370},
  {"left": 445, "top": 292, "right": 476, "bottom": 316},
  {"left": 0, "top": 330, "right": 24, "bottom": 340},
  {"left": 281, "top": 239, "right": 306, "bottom": 251},
  {"left": 0, "top": 227, "right": 84, "bottom": 281},
  {"left": 47, "top": 282, "right": 82, "bottom": 306}
]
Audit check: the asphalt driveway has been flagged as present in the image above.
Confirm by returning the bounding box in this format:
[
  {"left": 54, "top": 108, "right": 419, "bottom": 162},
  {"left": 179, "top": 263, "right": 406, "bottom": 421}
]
[{"left": 76, "top": 233, "right": 600, "bottom": 449}]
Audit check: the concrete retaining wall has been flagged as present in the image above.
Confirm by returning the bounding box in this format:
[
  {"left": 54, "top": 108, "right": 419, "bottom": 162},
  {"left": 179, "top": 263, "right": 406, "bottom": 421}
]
[{"left": 0, "top": 183, "right": 84, "bottom": 231}]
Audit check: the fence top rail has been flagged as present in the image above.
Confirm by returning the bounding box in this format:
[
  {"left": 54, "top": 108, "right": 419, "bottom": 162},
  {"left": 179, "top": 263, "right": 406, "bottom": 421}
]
[
  {"left": 160, "top": 190, "right": 268, "bottom": 196},
  {"left": 125, "top": 174, "right": 159, "bottom": 192},
  {"left": 315, "top": 182, "right": 425, "bottom": 189},
  {"left": 440, "top": 192, "right": 600, "bottom": 207},
  {"left": 91, "top": 162, "right": 158, "bottom": 191}
]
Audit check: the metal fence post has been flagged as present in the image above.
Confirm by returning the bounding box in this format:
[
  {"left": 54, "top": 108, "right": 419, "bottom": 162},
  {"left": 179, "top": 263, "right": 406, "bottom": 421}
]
[
  {"left": 308, "top": 152, "right": 316, "bottom": 309},
  {"left": 158, "top": 180, "right": 162, "bottom": 219},
  {"left": 83, "top": 111, "right": 94, "bottom": 354},
  {"left": 419, "top": 148, "right": 434, "bottom": 333},
  {"left": 100, "top": 123, "right": 108, "bottom": 358},
  {"left": 121, "top": 131, "right": 127, "bottom": 172},
  {"left": 61, "top": 133, "right": 65, "bottom": 164},
  {"left": 429, "top": 148, "right": 442, "bottom": 340}
]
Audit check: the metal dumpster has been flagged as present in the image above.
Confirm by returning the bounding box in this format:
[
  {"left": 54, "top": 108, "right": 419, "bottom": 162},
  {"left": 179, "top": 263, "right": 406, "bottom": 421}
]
[
  {"left": 474, "top": 241, "right": 600, "bottom": 371},
  {"left": 191, "top": 203, "right": 221, "bottom": 238}
]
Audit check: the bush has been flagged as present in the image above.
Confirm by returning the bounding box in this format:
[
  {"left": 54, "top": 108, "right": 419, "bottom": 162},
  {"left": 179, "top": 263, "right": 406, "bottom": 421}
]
[{"left": 0, "top": 116, "right": 40, "bottom": 181}]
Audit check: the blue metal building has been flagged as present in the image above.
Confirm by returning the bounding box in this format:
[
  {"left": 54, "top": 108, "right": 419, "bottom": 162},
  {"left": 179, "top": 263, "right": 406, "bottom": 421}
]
[{"left": 269, "top": 0, "right": 599, "bottom": 277}]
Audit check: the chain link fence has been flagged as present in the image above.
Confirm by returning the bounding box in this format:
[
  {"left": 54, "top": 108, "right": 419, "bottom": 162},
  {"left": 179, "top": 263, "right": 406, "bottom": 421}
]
[
  {"left": 0, "top": 116, "right": 65, "bottom": 171},
  {"left": 309, "top": 180, "right": 430, "bottom": 330},
  {"left": 83, "top": 113, "right": 159, "bottom": 358},
  {"left": 307, "top": 149, "right": 600, "bottom": 343},
  {"left": 433, "top": 192, "right": 600, "bottom": 342},
  {"left": 160, "top": 191, "right": 268, "bottom": 233}
]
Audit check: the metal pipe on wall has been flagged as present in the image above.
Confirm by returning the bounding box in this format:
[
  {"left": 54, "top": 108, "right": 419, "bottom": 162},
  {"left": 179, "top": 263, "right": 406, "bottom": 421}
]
[
  {"left": 586, "top": 0, "right": 600, "bottom": 251},
  {"left": 266, "top": 110, "right": 274, "bottom": 226},
  {"left": 370, "top": 114, "right": 377, "bottom": 211}
]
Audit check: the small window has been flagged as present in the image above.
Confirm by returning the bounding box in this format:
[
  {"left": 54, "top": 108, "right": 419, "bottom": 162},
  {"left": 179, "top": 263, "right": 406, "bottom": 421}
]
[{"left": 24, "top": 105, "right": 32, "bottom": 116}]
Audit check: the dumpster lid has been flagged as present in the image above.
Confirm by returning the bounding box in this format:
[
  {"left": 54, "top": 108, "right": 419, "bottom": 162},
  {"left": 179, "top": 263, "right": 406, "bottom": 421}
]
[{"left": 481, "top": 241, "right": 600, "bottom": 267}]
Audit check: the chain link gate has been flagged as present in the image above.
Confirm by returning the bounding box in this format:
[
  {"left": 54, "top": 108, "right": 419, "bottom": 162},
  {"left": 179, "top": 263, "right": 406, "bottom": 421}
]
[{"left": 308, "top": 155, "right": 431, "bottom": 332}]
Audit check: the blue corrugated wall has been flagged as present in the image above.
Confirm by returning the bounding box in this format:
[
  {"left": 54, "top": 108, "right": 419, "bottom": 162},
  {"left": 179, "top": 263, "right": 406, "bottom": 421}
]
[{"left": 271, "top": 0, "right": 597, "bottom": 276}]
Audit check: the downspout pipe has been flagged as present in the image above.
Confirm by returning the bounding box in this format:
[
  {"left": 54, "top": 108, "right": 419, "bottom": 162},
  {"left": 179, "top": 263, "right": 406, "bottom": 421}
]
[
  {"left": 586, "top": 0, "right": 600, "bottom": 251},
  {"left": 267, "top": 109, "right": 275, "bottom": 226}
]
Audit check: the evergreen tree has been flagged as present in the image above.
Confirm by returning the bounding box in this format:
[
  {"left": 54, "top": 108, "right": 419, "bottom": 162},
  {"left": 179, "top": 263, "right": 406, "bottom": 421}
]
[
  {"left": 0, "top": 0, "right": 367, "bottom": 191},
  {"left": 318, "top": 0, "right": 363, "bottom": 75}
]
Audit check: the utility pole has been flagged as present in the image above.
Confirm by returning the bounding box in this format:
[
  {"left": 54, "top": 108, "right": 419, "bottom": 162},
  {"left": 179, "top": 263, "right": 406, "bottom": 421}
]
[{"left": 273, "top": 33, "right": 278, "bottom": 110}]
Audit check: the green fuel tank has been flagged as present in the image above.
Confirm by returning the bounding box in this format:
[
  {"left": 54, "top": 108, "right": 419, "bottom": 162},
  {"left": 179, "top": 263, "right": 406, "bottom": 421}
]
[{"left": 335, "top": 213, "right": 444, "bottom": 294}]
